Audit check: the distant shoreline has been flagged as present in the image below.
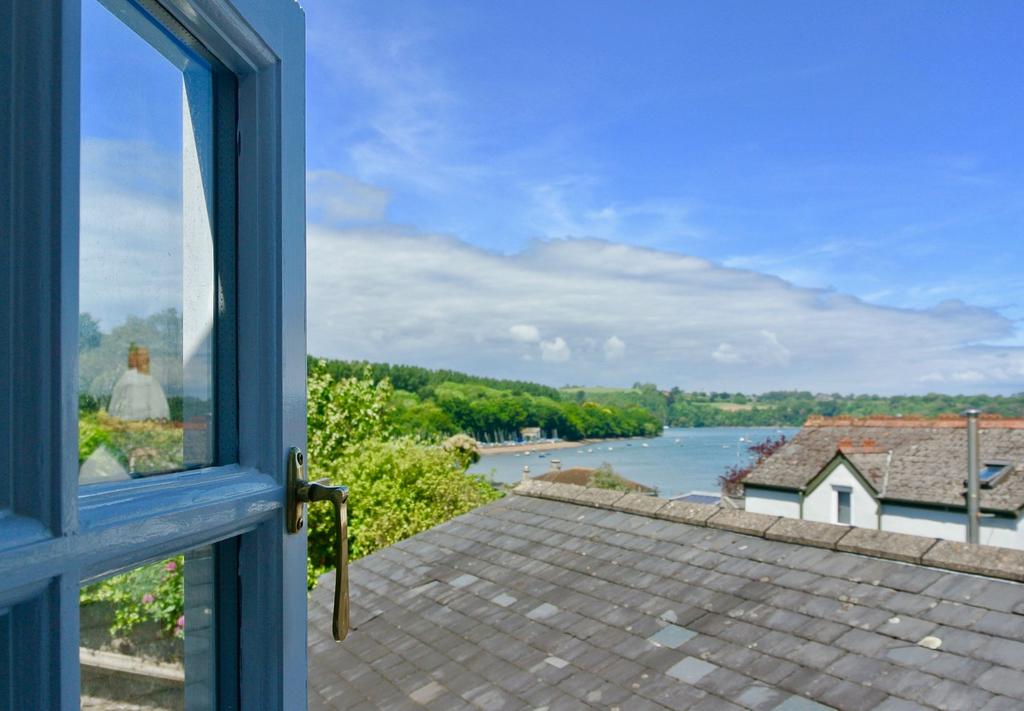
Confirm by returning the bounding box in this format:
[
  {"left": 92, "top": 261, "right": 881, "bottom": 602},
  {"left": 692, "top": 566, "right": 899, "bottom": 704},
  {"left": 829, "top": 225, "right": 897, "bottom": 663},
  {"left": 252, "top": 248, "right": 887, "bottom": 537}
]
[{"left": 477, "top": 438, "right": 625, "bottom": 456}]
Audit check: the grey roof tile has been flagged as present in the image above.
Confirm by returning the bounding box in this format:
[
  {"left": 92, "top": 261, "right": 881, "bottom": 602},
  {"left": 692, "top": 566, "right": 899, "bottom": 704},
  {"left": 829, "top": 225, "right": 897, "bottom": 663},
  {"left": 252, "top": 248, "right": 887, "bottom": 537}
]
[
  {"left": 647, "top": 623, "right": 697, "bottom": 649},
  {"left": 981, "top": 696, "right": 1024, "bottom": 711},
  {"left": 665, "top": 656, "right": 718, "bottom": 684},
  {"left": 309, "top": 494, "right": 1024, "bottom": 710},
  {"left": 773, "top": 698, "right": 837, "bottom": 711},
  {"left": 734, "top": 683, "right": 791, "bottom": 711},
  {"left": 975, "top": 666, "right": 1024, "bottom": 699}
]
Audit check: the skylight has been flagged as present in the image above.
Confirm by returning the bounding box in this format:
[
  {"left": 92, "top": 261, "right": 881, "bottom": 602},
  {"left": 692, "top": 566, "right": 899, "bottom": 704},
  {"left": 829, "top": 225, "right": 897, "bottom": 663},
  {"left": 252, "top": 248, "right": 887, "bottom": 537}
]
[{"left": 979, "top": 462, "right": 1012, "bottom": 487}]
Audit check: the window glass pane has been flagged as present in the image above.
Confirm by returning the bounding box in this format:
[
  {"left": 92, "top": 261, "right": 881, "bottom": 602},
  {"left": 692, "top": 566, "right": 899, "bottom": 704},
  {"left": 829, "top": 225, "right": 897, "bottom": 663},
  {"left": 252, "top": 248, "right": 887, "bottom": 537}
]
[
  {"left": 78, "top": 0, "right": 215, "bottom": 483},
  {"left": 836, "top": 490, "right": 851, "bottom": 525},
  {"left": 979, "top": 464, "right": 1006, "bottom": 483},
  {"left": 80, "top": 546, "right": 217, "bottom": 710}
]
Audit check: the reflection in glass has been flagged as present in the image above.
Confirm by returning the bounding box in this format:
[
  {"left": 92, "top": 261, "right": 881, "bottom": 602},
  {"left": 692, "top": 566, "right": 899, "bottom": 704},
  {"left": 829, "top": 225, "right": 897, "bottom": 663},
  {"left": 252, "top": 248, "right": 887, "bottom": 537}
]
[
  {"left": 80, "top": 547, "right": 217, "bottom": 711},
  {"left": 78, "top": 0, "right": 215, "bottom": 483}
]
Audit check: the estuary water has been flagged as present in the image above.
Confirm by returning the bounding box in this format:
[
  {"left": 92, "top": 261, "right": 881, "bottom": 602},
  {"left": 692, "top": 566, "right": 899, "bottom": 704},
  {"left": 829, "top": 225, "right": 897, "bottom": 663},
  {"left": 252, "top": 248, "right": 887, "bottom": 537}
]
[{"left": 470, "top": 426, "right": 798, "bottom": 499}]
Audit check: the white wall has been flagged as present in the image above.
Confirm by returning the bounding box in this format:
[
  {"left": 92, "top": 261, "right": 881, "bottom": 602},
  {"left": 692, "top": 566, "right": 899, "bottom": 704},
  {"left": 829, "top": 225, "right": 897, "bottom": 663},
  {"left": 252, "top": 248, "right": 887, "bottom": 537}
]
[
  {"left": 881, "top": 504, "right": 1024, "bottom": 549},
  {"left": 746, "top": 467, "right": 1024, "bottom": 551},
  {"left": 745, "top": 487, "right": 800, "bottom": 518},
  {"left": 802, "top": 462, "right": 877, "bottom": 528}
]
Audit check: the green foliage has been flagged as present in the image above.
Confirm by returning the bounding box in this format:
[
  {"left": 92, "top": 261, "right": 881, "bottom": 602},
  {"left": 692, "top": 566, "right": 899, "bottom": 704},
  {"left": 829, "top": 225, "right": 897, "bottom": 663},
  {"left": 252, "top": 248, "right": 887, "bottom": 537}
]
[
  {"left": 304, "top": 363, "right": 500, "bottom": 588},
  {"left": 310, "top": 357, "right": 662, "bottom": 442},
  {"left": 310, "top": 357, "right": 562, "bottom": 400},
  {"left": 562, "top": 386, "right": 1024, "bottom": 428},
  {"left": 307, "top": 360, "right": 394, "bottom": 465},
  {"left": 78, "top": 411, "right": 114, "bottom": 462},
  {"left": 79, "top": 557, "right": 185, "bottom": 638},
  {"left": 588, "top": 463, "right": 635, "bottom": 492},
  {"left": 307, "top": 437, "right": 500, "bottom": 586},
  {"left": 77, "top": 411, "right": 184, "bottom": 473}
]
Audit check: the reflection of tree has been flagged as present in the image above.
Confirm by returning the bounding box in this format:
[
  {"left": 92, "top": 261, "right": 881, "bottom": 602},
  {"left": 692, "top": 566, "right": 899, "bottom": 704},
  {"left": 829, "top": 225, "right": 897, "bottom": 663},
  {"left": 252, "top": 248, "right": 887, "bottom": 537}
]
[
  {"left": 79, "top": 411, "right": 184, "bottom": 477},
  {"left": 79, "top": 312, "right": 102, "bottom": 351}
]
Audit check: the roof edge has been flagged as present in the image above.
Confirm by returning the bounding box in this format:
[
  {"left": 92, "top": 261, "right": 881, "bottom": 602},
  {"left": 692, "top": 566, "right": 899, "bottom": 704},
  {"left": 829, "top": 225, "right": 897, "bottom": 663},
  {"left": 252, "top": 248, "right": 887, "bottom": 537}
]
[
  {"left": 804, "top": 415, "right": 1024, "bottom": 429},
  {"left": 512, "top": 480, "right": 1024, "bottom": 583}
]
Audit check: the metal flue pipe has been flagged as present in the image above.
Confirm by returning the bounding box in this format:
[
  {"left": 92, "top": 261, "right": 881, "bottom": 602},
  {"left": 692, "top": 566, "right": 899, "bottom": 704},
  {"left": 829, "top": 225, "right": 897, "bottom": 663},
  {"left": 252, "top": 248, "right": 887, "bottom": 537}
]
[{"left": 965, "top": 409, "right": 981, "bottom": 545}]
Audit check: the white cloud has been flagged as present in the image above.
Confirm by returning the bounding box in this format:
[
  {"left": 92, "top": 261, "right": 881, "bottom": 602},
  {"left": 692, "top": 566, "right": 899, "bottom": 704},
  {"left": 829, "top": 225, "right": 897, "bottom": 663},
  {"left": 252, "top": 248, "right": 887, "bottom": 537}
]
[
  {"left": 604, "top": 336, "right": 626, "bottom": 361},
  {"left": 509, "top": 324, "right": 541, "bottom": 343},
  {"left": 711, "top": 332, "right": 791, "bottom": 367},
  {"left": 306, "top": 225, "right": 1024, "bottom": 394},
  {"left": 712, "top": 344, "right": 744, "bottom": 364},
  {"left": 540, "top": 337, "right": 571, "bottom": 363},
  {"left": 79, "top": 138, "right": 182, "bottom": 328},
  {"left": 307, "top": 170, "right": 390, "bottom": 223}
]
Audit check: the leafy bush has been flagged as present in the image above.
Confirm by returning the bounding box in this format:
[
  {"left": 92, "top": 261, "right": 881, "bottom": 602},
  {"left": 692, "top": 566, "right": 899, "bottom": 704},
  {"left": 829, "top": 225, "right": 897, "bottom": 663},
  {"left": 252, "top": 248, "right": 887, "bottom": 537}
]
[
  {"left": 305, "top": 361, "right": 499, "bottom": 587},
  {"left": 77, "top": 411, "right": 184, "bottom": 474},
  {"left": 306, "top": 437, "right": 499, "bottom": 586},
  {"left": 588, "top": 462, "right": 637, "bottom": 492},
  {"left": 308, "top": 360, "right": 394, "bottom": 464}
]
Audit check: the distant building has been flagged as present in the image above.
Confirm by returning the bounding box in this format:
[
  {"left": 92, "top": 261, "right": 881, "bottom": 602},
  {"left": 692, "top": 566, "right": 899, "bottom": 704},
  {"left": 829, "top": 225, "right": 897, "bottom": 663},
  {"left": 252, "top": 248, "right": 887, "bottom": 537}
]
[
  {"left": 520, "top": 426, "right": 541, "bottom": 442},
  {"left": 743, "top": 416, "right": 1024, "bottom": 548}
]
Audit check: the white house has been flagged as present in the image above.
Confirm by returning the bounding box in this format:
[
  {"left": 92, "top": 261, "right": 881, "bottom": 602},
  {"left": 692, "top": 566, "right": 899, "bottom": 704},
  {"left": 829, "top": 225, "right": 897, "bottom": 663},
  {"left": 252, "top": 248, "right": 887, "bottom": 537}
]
[{"left": 743, "top": 416, "right": 1024, "bottom": 549}]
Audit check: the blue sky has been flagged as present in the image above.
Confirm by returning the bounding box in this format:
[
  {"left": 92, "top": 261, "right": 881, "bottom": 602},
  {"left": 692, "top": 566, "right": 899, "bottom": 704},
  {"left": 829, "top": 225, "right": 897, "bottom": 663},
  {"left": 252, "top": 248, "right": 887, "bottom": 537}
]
[
  {"left": 303, "top": 0, "right": 1024, "bottom": 393},
  {"left": 81, "top": 0, "right": 1024, "bottom": 393},
  {"left": 306, "top": 1, "right": 1024, "bottom": 308}
]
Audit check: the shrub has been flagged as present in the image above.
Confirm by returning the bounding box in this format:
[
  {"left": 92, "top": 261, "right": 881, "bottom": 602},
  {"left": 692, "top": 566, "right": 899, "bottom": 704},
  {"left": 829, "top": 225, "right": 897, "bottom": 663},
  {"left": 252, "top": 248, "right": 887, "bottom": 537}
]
[
  {"left": 588, "top": 462, "right": 636, "bottom": 492},
  {"left": 79, "top": 557, "right": 185, "bottom": 638},
  {"left": 718, "top": 434, "right": 788, "bottom": 496},
  {"left": 306, "top": 437, "right": 499, "bottom": 587}
]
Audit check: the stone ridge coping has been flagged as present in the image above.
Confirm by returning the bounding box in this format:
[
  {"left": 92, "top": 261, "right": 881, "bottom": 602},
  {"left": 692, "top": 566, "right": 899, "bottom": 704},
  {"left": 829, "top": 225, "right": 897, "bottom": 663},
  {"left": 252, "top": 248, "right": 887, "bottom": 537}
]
[{"left": 512, "top": 479, "right": 1024, "bottom": 583}]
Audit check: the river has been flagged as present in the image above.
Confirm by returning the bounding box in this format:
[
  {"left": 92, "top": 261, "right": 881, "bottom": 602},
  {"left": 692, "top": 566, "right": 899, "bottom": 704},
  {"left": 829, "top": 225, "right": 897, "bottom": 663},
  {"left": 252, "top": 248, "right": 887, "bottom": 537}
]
[{"left": 468, "top": 426, "right": 798, "bottom": 499}]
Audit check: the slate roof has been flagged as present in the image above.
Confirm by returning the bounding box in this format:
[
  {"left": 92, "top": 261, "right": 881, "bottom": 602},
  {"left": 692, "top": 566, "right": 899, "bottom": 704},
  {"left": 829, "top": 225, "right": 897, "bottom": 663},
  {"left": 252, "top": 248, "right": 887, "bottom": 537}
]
[
  {"left": 309, "top": 486, "right": 1024, "bottom": 710},
  {"left": 743, "top": 418, "right": 1024, "bottom": 513}
]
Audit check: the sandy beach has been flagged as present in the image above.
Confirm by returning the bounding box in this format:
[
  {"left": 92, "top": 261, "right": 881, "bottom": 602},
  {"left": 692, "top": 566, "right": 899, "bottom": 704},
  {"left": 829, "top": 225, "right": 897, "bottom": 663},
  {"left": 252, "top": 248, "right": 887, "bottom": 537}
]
[{"left": 477, "top": 439, "right": 614, "bottom": 456}]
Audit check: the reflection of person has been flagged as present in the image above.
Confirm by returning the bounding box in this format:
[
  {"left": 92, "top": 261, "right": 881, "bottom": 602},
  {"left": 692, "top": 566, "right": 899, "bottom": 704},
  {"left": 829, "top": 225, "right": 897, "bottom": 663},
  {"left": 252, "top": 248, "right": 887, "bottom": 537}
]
[{"left": 108, "top": 345, "right": 170, "bottom": 420}]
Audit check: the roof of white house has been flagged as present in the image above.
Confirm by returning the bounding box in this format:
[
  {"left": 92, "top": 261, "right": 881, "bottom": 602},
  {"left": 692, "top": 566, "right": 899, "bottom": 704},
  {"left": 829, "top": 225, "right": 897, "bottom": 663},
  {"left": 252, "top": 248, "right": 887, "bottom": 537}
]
[
  {"left": 743, "top": 417, "right": 1024, "bottom": 514},
  {"left": 309, "top": 482, "right": 1024, "bottom": 710}
]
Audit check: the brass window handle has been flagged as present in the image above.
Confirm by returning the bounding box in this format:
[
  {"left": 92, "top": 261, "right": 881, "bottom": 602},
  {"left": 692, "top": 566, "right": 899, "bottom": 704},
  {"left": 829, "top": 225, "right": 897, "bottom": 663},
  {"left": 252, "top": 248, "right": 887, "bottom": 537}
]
[{"left": 286, "top": 448, "right": 350, "bottom": 642}]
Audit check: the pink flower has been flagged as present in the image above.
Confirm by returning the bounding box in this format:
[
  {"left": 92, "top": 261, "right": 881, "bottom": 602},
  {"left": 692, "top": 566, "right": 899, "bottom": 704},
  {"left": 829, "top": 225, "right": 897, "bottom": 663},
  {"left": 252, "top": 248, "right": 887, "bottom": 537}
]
[
  {"left": 176, "top": 615, "right": 185, "bottom": 628},
  {"left": 142, "top": 594, "right": 154, "bottom": 604},
  {"left": 165, "top": 561, "right": 177, "bottom": 572}
]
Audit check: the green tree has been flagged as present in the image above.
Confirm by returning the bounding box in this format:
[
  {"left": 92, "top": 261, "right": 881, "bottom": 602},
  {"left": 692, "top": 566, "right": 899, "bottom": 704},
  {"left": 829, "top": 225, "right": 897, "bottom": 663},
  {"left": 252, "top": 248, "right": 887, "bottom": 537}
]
[
  {"left": 304, "top": 364, "right": 499, "bottom": 587},
  {"left": 307, "top": 360, "right": 394, "bottom": 465}
]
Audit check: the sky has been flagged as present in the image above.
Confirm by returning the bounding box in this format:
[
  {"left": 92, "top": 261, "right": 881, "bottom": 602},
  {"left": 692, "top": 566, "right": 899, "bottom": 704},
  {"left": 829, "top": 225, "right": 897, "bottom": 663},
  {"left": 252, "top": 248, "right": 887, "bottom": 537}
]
[
  {"left": 303, "top": 0, "right": 1024, "bottom": 394},
  {"left": 81, "top": 0, "right": 1024, "bottom": 395}
]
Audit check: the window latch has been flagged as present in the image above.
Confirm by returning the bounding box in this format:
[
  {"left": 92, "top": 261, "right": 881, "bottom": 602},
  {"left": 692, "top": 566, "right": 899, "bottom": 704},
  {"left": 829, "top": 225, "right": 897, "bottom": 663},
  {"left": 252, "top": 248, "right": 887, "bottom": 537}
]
[{"left": 286, "top": 447, "right": 350, "bottom": 641}]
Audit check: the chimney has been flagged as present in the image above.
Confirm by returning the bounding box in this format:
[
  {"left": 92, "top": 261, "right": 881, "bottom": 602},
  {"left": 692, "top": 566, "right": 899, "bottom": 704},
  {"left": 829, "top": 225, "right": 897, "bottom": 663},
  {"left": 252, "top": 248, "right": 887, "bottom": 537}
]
[{"left": 965, "top": 409, "right": 981, "bottom": 544}]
